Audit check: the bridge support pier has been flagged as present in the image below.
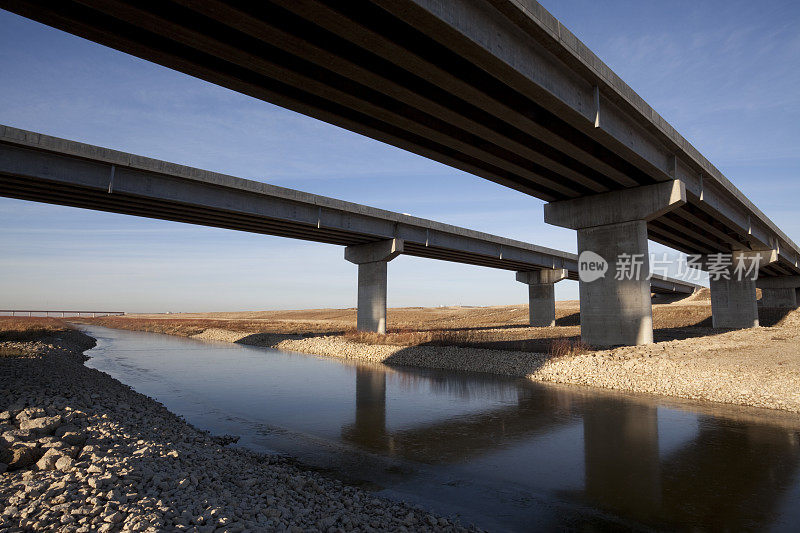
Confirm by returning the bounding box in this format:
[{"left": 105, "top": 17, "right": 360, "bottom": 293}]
[
  {"left": 516, "top": 269, "right": 568, "bottom": 326},
  {"left": 709, "top": 277, "right": 759, "bottom": 328},
  {"left": 345, "top": 239, "right": 403, "bottom": 334},
  {"left": 760, "top": 288, "right": 798, "bottom": 308},
  {"left": 545, "top": 181, "right": 686, "bottom": 346},
  {"left": 757, "top": 275, "right": 800, "bottom": 308},
  {"left": 701, "top": 251, "right": 776, "bottom": 328}
]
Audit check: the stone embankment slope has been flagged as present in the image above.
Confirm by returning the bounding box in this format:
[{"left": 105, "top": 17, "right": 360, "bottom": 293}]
[{"left": 0, "top": 328, "right": 475, "bottom": 532}]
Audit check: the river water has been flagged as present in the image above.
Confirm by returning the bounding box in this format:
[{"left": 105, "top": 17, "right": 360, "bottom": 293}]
[{"left": 78, "top": 325, "right": 800, "bottom": 532}]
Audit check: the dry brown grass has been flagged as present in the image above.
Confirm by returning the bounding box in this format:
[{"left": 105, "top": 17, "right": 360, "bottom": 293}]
[
  {"left": 547, "top": 338, "right": 591, "bottom": 358},
  {"left": 80, "top": 317, "right": 347, "bottom": 337},
  {"left": 0, "top": 317, "right": 71, "bottom": 341},
  {"left": 340, "top": 326, "right": 586, "bottom": 353},
  {"left": 77, "top": 296, "right": 723, "bottom": 353},
  {"left": 0, "top": 317, "right": 73, "bottom": 357}
]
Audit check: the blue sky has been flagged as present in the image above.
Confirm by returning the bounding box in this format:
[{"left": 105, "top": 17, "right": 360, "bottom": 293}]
[{"left": 1, "top": 1, "right": 798, "bottom": 312}]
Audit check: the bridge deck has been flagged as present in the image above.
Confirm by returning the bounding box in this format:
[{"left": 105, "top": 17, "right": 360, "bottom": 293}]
[{"left": 1, "top": 0, "right": 796, "bottom": 277}]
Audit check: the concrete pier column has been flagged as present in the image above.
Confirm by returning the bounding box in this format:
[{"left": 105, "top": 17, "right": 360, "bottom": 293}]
[
  {"left": 709, "top": 277, "right": 759, "bottom": 328},
  {"left": 345, "top": 239, "right": 403, "bottom": 333},
  {"left": 516, "top": 268, "right": 568, "bottom": 326},
  {"left": 757, "top": 275, "right": 800, "bottom": 309},
  {"left": 704, "top": 250, "right": 776, "bottom": 328},
  {"left": 545, "top": 181, "right": 686, "bottom": 346},
  {"left": 760, "top": 288, "right": 797, "bottom": 308}
]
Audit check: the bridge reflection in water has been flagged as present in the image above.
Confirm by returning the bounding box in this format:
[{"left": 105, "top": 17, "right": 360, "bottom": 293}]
[{"left": 343, "top": 369, "right": 800, "bottom": 531}]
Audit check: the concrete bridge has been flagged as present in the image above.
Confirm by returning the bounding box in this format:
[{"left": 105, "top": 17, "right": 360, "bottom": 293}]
[
  {"left": 2, "top": 0, "right": 797, "bottom": 344},
  {"left": 0, "top": 125, "right": 701, "bottom": 335}
]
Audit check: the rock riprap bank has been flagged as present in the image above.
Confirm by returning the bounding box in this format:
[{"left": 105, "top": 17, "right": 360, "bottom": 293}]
[{"left": 0, "top": 329, "right": 475, "bottom": 532}]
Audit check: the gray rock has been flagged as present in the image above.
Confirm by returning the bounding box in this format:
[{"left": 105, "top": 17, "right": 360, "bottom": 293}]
[
  {"left": 60, "top": 431, "right": 87, "bottom": 447},
  {"left": 55, "top": 424, "right": 80, "bottom": 438},
  {"left": 103, "top": 510, "right": 124, "bottom": 523},
  {"left": 36, "top": 447, "right": 63, "bottom": 471},
  {"left": 16, "top": 407, "right": 45, "bottom": 421},
  {"left": 4, "top": 428, "right": 34, "bottom": 441},
  {"left": 55, "top": 455, "right": 75, "bottom": 472},
  {"left": 19, "top": 415, "right": 61, "bottom": 435}
]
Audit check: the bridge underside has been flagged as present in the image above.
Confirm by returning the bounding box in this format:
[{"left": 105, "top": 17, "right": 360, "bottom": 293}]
[{"left": 2, "top": 0, "right": 796, "bottom": 278}]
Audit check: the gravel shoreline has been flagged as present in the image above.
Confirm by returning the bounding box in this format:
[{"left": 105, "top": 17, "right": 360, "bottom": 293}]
[
  {"left": 0, "top": 329, "right": 476, "bottom": 532},
  {"left": 190, "top": 322, "right": 800, "bottom": 414}
]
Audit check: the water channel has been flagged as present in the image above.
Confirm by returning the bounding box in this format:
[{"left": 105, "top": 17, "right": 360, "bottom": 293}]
[{"left": 78, "top": 325, "right": 800, "bottom": 532}]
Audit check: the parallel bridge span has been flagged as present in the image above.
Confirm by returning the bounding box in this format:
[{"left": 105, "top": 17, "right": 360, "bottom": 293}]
[{"left": 0, "top": 125, "right": 700, "bottom": 332}]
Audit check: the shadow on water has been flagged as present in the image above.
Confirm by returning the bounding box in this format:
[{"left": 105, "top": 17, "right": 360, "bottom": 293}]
[{"left": 80, "top": 325, "right": 800, "bottom": 532}]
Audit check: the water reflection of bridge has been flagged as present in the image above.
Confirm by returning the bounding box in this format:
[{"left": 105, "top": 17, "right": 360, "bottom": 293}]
[{"left": 343, "top": 369, "right": 800, "bottom": 530}]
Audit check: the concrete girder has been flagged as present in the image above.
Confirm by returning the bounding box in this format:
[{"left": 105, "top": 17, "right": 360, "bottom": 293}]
[
  {"left": 204, "top": 0, "right": 615, "bottom": 195},
  {"left": 267, "top": 0, "right": 638, "bottom": 189},
  {"left": 756, "top": 276, "right": 800, "bottom": 289},
  {"left": 693, "top": 250, "right": 779, "bottom": 273},
  {"left": 5, "top": 0, "right": 800, "bottom": 275},
  {"left": 544, "top": 181, "right": 686, "bottom": 229}
]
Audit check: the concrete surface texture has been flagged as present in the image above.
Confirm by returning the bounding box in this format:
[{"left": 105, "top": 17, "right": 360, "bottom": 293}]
[
  {"left": 709, "top": 277, "right": 759, "bottom": 329},
  {"left": 701, "top": 251, "right": 777, "bottom": 329},
  {"left": 757, "top": 276, "right": 800, "bottom": 309},
  {"left": 355, "top": 262, "right": 389, "bottom": 334},
  {"left": 576, "top": 220, "right": 654, "bottom": 346},
  {"left": 542, "top": 181, "right": 687, "bottom": 229},
  {"left": 760, "top": 288, "right": 798, "bottom": 309},
  {"left": 516, "top": 268, "right": 568, "bottom": 327}
]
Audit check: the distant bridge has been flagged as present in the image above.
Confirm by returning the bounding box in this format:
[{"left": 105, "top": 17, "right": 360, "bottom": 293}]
[{"left": 0, "top": 310, "right": 125, "bottom": 317}]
